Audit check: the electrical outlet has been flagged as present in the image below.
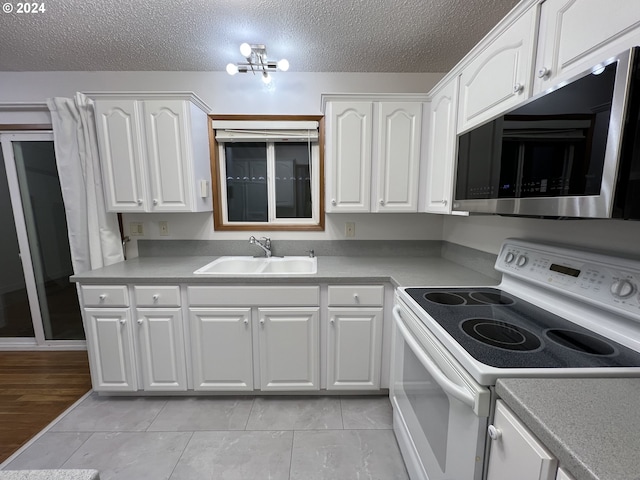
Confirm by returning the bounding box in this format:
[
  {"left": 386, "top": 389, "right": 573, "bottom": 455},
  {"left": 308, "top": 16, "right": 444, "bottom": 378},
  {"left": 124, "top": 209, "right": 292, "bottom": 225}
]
[
  {"left": 159, "top": 221, "right": 169, "bottom": 236},
  {"left": 345, "top": 222, "right": 355, "bottom": 237},
  {"left": 129, "top": 222, "right": 144, "bottom": 236}
]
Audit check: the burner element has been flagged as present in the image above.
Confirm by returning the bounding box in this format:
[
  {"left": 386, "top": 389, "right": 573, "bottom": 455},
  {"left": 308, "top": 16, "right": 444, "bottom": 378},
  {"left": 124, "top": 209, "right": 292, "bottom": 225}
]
[
  {"left": 545, "top": 329, "right": 616, "bottom": 356},
  {"left": 424, "top": 292, "right": 466, "bottom": 305},
  {"left": 469, "top": 291, "right": 515, "bottom": 305},
  {"left": 461, "top": 318, "right": 542, "bottom": 351}
]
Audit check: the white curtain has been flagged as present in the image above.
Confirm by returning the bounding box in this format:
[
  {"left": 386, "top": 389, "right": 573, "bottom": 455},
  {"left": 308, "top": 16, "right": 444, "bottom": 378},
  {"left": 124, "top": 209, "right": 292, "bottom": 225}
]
[{"left": 47, "top": 92, "right": 123, "bottom": 274}]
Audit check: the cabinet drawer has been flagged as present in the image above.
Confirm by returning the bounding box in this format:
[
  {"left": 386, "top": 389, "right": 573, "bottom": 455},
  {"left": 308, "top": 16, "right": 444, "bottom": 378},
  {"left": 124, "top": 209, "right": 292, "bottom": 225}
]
[
  {"left": 188, "top": 286, "right": 319, "bottom": 307},
  {"left": 81, "top": 285, "right": 129, "bottom": 307},
  {"left": 328, "top": 285, "right": 384, "bottom": 307},
  {"left": 134, "top": 285, "right": 181, "bottom": 307}
]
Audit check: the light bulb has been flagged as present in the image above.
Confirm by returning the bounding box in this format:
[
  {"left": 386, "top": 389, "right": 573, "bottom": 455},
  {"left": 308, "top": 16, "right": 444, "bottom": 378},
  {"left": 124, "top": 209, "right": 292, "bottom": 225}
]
[
  {"left": 240, "top": 43, "right": 252, "bottom": 58},
  {"left": 277, "top": 59, "right": 289, "bottom": 71},
  {"left": 262, "top": 72, "right": 272, "bottom": 84},
  {"left": 592, "top": 65, "right": 606, "bottom": 75},
  {"left": 226, "top": 63, "right": 239, "bottom": 75}
]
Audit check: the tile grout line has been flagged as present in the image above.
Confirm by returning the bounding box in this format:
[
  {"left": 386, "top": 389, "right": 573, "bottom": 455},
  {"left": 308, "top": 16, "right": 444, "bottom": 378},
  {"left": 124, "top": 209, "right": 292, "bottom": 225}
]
[
  {"left": 166, "top": 431, "right": 195, "bottom": 480},
  {"left": 289, "top": 430, "right": 296, "bottom": 480},
  {"left": 339, "top": 396, "right": 345, "bottom": 430},
  {"left": 144, "top": 397, "right": 171, "bottom": 432},
  {"left": 243, "top": 396, "right": 256, "bottom": 431}
]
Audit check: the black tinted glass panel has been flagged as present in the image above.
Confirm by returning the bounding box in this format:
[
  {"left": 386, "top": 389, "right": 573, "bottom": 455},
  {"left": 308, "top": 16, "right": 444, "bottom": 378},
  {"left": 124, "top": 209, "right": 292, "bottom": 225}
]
[
  {"left": 456, "top": 62, "right": 617, "bottom": 200},
  {"left": 225, "top": 142, "right": 268, "bottom": 222}
]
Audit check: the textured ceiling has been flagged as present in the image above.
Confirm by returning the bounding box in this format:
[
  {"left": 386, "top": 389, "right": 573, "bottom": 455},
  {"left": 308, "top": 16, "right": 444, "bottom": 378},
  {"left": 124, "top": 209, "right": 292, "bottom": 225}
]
[{"left": 0, "top": 0, "right": 520, "bottom": 72}]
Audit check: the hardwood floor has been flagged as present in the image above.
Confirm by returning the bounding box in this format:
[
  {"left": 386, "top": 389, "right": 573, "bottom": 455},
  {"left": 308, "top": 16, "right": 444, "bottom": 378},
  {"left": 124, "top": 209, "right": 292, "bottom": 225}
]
[{"left": 0, "top": 351, "right": 92, "bottom": 463}]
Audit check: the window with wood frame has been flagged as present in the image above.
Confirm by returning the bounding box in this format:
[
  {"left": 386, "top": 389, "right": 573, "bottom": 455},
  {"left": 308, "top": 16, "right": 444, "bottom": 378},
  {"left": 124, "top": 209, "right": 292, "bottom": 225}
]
[{"left": 209, "top": 115, "right": 324, "bottom": 231}]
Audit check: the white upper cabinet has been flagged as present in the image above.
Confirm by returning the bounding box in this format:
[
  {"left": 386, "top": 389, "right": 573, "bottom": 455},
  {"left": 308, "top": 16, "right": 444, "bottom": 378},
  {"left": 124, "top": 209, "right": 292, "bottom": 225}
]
[
  {"left": 325, "top": 101, "right": 373, "bottom": 212},
  {"left": 534, "top": 0, "right": 640, "bottom": 93},
  {"left": 423, "top": 77, "right": 459, "bottom": 214},
  {"left": 323, "top": 95, "right": 426, "bottom": 213},
  {"left": 374, "top": 102, "right": 422, "bottom": 212},
  {"left": 93, "top": 93, "right": 213, "bottom": 213},
  {"left": 457, "top": 6, "right": 538, "bottom": 133}
]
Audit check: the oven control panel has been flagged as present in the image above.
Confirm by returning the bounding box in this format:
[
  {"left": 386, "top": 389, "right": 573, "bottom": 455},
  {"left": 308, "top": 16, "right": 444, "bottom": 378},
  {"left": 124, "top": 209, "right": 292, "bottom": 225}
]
[{"left": 497, "top": 240, "right": 640, "bottom": 317}]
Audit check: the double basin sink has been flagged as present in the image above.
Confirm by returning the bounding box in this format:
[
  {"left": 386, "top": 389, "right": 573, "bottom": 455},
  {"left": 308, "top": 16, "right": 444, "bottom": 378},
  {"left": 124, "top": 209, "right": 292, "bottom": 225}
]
[{"left": 194, "top": 256, "right": 317, "bottom": 275}]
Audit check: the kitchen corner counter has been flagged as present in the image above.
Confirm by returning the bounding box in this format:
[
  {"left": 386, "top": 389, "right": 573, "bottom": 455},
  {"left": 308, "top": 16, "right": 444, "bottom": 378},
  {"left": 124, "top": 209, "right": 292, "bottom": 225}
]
[
  {"left": 70, "top": 255, "right": 498, "bottom": 287},
  {"left": 496, "top": 378, "right": 640, "bottom": 480}
]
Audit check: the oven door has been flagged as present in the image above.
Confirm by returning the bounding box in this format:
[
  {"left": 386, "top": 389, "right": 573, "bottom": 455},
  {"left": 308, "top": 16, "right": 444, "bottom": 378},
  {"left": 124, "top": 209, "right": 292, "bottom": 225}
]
[{"left": 390, "top": 302, "right": 491, "bottom": 480}]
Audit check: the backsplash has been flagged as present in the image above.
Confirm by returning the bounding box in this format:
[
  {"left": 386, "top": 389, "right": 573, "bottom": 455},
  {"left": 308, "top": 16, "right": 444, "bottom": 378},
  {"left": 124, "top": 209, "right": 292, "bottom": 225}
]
[{"left": 138, "top": 239, "right": 499, "bottom": 280}]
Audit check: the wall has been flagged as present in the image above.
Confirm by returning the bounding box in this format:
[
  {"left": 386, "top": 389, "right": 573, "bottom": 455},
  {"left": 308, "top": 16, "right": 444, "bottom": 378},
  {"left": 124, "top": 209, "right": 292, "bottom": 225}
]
[
  {"left": 443, "top": 215, "right": 640, "bottom": 258},
  {"left": 0, "top": 70, "right": 447, "bottom": 257},
  {"left": 0, "top": 71, "right": 444, "bottom": 114}
]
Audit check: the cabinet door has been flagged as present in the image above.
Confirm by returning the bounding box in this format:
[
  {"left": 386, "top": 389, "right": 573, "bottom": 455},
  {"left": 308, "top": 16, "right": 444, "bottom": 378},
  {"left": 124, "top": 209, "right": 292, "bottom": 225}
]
[
  {"left": 486, "top": 400, "right": 557, "bottom": 480},
  {"left": 257, "top": 307, "right": 319, "bottom": 391},
  {"left": 374, "top": 102, "right": 422, "bottom": 212},
  {"left": 327, "top": 308, "right": 383, "bottom": 390},
  {"left": 458, "top": 7, "right": 538, "bottom": 133},
  {"left": 424, "top": 78, "right": 459, "bottom": 213},
  {"left": 136, "top": 308, "right": 187, "bottom": 391},
  {"left": 142, "top": 100, "right": 193, "bottom": 212},
  {"left": 84, "top": 308, "right": 137, "bottom": 391},
  {"left": 534, "top": 0, "right": 640, "bottom": 92},
  {"left": 189, "top": 308, "right": 254, "bottom": 391},
  {"left": 93, "top": 100, "right": 147, "bottom": 212},
  {"left": 326, "top": 101, "right": 373, "bottom": 212}
]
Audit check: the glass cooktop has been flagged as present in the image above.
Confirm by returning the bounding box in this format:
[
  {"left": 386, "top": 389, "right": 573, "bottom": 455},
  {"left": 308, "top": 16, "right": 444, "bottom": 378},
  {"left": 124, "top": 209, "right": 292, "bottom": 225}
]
[{"left": 405, "top": 287, "right": 640, "bottom": 369}]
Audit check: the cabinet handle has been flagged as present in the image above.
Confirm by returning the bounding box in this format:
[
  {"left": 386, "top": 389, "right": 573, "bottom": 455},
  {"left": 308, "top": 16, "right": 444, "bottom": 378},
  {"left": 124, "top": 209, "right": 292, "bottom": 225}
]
[
  {"left": 436, "top": 199, "right": 448, "bottom": 205},
  {"left": 244, "top": 318, "right": 249, "bottom": 326},
  {"left": 488, "top": 425, "right": 502, "bottom": 440},
  {"left": 537, "top": 67, "right": 550, "bottom": 79},
  {"left": 330, "top": 317, "right": 335, "bottom": 325},
  {"left": 152, "top": 294, "right": 159, "bottom": 302},
  {"left": 153, "top": 199, "right": 158, "bottom": 205},
  {"left": 259, "top": 318, "right": 265, "bottom": 326},
  {"left": 137, "top": 199, "right": 143, "bottom": 205},
  {"left": 99, "top": 294, "right": 107, "bottom": 302},
  {"left": 331, "top": 199, "right": 337, "bottom": 205},
  {"left": 119, "top": 318, "right": 126, "bottom": 326},
  {"left": 513, "top": 83, "right": 524, "bottom": 94},
  {"left": 137, "top": 318, "right": 144, "bottom": 325},
  {"left": 353, "top": 293, "right": 359, "bottom": 302},
  {"left": 379, "top": 199, "right": 385, "bottom": 206}
]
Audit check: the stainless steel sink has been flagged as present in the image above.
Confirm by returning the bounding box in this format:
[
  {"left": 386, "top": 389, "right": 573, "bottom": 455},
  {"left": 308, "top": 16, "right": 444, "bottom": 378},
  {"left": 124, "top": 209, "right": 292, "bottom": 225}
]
[{"left": 194, "top": 256, "right": 317, "bottom": 275}]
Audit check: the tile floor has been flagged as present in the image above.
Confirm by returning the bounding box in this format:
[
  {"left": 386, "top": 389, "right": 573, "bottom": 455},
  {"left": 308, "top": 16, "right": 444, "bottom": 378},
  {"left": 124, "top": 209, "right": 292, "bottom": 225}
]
[{"left": 1, "top": 393, "right": 409, "bottom": 480}]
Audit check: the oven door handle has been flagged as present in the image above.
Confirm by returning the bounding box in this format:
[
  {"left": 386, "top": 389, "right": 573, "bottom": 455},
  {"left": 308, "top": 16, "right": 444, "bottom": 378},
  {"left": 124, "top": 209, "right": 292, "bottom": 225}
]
[{"left": 393, "top": 305, "right": 476, "bottom": 409}]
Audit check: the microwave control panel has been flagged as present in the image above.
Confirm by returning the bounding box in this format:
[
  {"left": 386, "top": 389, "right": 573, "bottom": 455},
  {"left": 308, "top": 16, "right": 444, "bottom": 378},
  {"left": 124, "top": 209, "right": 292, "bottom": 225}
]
[{"left": 497, "top": 240, "right": 640, "bottom": 317}]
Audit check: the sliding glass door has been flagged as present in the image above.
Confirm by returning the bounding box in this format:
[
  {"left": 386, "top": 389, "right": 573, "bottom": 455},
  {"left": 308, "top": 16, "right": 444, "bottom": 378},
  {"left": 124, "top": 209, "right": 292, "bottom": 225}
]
[{"left": 0, "top": 132, "right": 84, "bottom": 345}]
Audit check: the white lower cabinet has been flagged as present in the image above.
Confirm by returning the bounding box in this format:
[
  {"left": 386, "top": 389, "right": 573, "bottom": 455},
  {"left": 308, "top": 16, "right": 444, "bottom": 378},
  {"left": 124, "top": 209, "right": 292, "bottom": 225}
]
[
  {"left": 327, "top": 307, "right": 383, "bottom": 390},
  {"left": 84, "top": 308, "right": 137, "bottom": 392},
  {"left": 188, "top": 307, "right": 254, "bottom": 391},
  {"left": 81, "top": 283, "right": 384, "bottom": 394},
  {"left": 135, "top": 308, "right": 187, "bottom": 391},
  {"left": 258, "top": 307, "right": 319, "bottom": 391},
  {"left": 487, "top": 400, "right": 558, "bottom": 480}
]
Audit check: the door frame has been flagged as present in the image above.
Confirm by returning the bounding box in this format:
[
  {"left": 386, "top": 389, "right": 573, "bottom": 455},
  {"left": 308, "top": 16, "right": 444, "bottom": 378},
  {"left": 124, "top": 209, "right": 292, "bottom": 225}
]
[{"left": 0, "top": 130, "right": 86, "bottom": 350}]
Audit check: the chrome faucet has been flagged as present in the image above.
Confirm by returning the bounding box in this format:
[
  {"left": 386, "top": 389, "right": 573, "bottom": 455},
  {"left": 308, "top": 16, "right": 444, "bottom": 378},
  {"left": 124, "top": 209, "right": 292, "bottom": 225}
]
[{"left": 249, "top": 236, "right": 272, "bottom": 257}]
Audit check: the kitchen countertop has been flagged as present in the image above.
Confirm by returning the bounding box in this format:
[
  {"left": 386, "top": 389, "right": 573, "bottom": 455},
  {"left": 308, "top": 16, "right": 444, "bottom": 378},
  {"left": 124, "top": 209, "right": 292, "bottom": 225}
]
[
  {"left": 70, "top": 255, "right": 499, "bottom": 287},
  {"left": 496, "top": 378, "right": 640, "bottom": 480}
]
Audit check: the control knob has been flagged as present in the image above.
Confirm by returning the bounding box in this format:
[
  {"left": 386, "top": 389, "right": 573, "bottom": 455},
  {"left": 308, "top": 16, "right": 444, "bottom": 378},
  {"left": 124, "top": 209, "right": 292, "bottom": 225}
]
[
  {"left": 610, "top": 279, "right": 636, "bottom": 299},
  {"left": 505, "top": 252, "right": 515, "bottom": 264},
  {"left": 516, "top": 255, "right": 528, "bottom": 267}
]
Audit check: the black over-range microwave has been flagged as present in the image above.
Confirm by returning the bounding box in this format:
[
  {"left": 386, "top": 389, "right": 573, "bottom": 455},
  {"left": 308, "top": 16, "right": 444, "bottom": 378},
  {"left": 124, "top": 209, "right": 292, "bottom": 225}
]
[{"left": 453, "top": 47, "right": 640, "bottom": 219}]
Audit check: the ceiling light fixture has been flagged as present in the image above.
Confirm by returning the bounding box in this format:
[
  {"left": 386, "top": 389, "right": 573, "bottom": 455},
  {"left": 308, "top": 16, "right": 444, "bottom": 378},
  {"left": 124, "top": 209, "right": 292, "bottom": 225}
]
[{"left": 226, "top": 43, "right": 289, "bottom": 83}]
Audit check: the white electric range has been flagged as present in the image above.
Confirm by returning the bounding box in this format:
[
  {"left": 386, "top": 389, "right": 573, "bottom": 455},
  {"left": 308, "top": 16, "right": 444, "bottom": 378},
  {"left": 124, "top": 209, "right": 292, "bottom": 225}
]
[{"left": 390, "top": 238, "right": 640, "bottom": 480}]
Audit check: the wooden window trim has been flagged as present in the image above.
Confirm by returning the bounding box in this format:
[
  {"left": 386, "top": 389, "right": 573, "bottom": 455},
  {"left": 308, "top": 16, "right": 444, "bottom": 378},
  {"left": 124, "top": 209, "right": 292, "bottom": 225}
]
[{"left": 208, "top": 114, "right": 325, "bottom": 231}]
